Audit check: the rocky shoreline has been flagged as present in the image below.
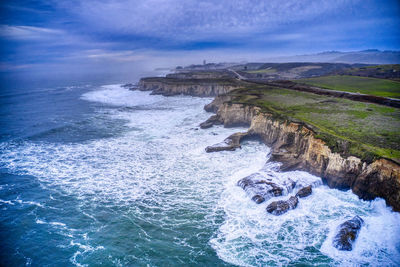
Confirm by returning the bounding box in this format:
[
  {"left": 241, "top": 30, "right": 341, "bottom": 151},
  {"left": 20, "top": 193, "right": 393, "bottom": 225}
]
[
  {"left": 136, "top": 77, "right": 400, "bottom": 212},
  {"left": 204, "top": 98, "right": 400, "bottom": 212}
]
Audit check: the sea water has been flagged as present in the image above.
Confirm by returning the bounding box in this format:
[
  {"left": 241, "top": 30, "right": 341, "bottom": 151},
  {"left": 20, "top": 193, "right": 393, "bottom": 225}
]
[{"left": 1, "top": 84, "right": 399, "bottom": 266}]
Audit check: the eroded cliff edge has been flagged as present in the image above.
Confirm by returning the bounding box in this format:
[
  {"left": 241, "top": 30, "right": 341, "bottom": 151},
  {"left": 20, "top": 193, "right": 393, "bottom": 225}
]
[
  {"left": 138, "top": 75, "right": 400, "bottom": 211},
  {"left": 207, "top": 99, "right": 400, "bottom": 211},
  {"left": 138, "top": 76, "right": 248, "bottom": 97}
]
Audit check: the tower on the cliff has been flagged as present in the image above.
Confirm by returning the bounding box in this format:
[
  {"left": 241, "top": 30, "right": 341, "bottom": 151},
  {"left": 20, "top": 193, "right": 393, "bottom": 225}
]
[{"left": 203, "top": 59, "right": 206, "bottom": 65}]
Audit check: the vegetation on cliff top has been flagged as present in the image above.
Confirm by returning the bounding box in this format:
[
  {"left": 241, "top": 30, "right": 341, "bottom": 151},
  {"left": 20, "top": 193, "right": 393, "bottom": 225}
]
[
  {"left": 297, "top": 75, "right": 400, "bottom": 99},
  {"left": 245, "top": 68, "right": 277, "bottom": 74},
  {"left": 226, "top": 85, "right": 400, "bottom": 162},
  {"left": 333, "top": 64, "right": 400, "bottom": 81},
  {"left": 141, "top": 77, "right": 248, "bottom": 86},
  {"left": 235, "top": 62, "right": 366, "bottom": 80}
]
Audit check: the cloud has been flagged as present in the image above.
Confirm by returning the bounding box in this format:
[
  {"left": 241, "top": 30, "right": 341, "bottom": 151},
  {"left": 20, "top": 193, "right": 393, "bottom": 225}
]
[
  {"left": 0, "top": 62, "right": 34, "bottom": 71},
  {"left": 81, "top": 49, "right": 147, "bottom": 62},
  {"left": 0, "top": 25, "right": 64, "bottom": 40},
  {"left": 58, "top": 0, "right": 361, "bottom": 40},
  {"left": 0, "top": 0, "right": 399, "bottom": 84}
]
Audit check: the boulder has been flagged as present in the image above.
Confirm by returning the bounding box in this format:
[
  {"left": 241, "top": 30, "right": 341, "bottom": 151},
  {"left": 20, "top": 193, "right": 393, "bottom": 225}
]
[
  {"left": 205, "top": 140, "right": 239, "bottom": 152},
  {"left": 296, "top": 185, "right": 312, "bottom": 198},
  {"left": 266, "top": 196, "right": 298, "bottom": 215},
  {"left": 121, "top": 83, "right": 136, "bottom": 90},
  {"left": 237, "top": 174, "right": 287, "bottom": 204},
  {"left": 251, "top": 194, "right": 265, "bottom": 204},
  {"left": 200, "top": 115, "right": 222, "bottom": 129},
  {"left": 205, "top": 132, "right": 247, "bottom": 153},
  {"left": 332, "top": 216, "right": 364, "bottom": 251}
]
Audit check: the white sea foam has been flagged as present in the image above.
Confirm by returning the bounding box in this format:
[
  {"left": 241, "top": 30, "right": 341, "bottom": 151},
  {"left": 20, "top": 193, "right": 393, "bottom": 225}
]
[
  {"left": 35, "top": 219, "right": 46, "bottom": 224},
  {"left": 70, "top": 240, "right": 104, "bottom": 252},
  {"left": 14, "top": 198, "right": 45, "bottom": 208},
  {"left": 0, "top": 199, "right": 14, "bottom": 205},
  {"left": 35, "top": 218, "right": 68, "bottom": 229},
  {"left": 70, "top": 241, "right": 105, "bottom": 266},
  {"left": 320, "top": 199, "right": 400, "bottom": 266},
  {"left": 210, "top": 163, "right": 400, "bottom": 266},
  {"left": 80, "top": 84, "right": 164, "bottom": 107},
  {"left": 1, "top": 85, "right": 399, "bottom": 266},
  {"left": 71, "top": 251, "right": 85, "bottom": 267},
  {"left": 49, "top": 221, "right": 67, "bottom": 227}
]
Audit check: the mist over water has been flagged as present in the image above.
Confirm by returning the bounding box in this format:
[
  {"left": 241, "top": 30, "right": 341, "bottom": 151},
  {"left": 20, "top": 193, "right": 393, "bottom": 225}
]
[{"left": 1, "top": 84, "right": 399, "bottom": 266}]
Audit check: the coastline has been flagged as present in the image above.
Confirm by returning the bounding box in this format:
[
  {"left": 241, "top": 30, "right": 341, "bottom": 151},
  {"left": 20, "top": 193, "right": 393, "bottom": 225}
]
[
  {"left": 2, "top": 82, "right": 399, "bottom": 266},
  {"left": 136, "top": 76, "right": 400, "bottom": 212}
]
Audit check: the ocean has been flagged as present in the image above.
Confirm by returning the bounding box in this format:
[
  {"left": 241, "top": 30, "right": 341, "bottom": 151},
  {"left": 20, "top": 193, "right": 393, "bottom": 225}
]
[{"left": 1, "top": 83, "right": 399, "bottom": 266}]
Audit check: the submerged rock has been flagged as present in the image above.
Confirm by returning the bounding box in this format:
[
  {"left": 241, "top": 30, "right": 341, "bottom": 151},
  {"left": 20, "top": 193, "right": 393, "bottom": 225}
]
[
  {"left": 237, "top": 173, "right": 290, "bottom": 204},
  {"left": 251, "top": 194, "right": 265, "bottom": 204},
  {"left": 296, "top": 185, "right": 312, "bottom": 198},
  {"left": 205, "top": 140, "right": 239, "bottom": 152},
  {"left": 333, "top": 216, "right": 364, "bottom": 251},
  {"left": 121, "top": 83, "right": 136, "bottom": 90},
  {"left": 205, "top": 132, "right": 247, "bottom": 153},
  {"left": 200, "top": 115, "right": 222, "bottom": 129},
  {"left": 266, "top": 196, "right": 299, "bottom": 215}
]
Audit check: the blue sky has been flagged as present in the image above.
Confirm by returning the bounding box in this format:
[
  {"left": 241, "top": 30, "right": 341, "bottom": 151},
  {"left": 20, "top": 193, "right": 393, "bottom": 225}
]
[{"left": 0, "top": 0, "right": 399, "bottom": 84}]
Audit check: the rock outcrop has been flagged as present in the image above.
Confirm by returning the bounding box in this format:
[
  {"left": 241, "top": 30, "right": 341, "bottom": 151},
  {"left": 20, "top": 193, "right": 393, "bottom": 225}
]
[
  {"left": 237, "top": 173, "right": 296, "bottom": 204},
  {"left": 333, "top": 216, "right": 364, "bottom": 251},
  {"left": 122, "top": 83, "right": 136, "bottom": 89},
  {"left": 296, "top": 185, "right": 313, "bottom": 198},
  {"left": 203, "top": 99, "right": 400, "bottom": 211},
  {"left": 204, "top": 95, "right": 232, "bottom": 113},
  {"left": 199, "top": 115, "right": 222, "bottom": 129},
  {"left": 266, "top": 196, "right": 299, "bottom": 215},
  {"left": 205, "top": 132, "right": 246, "bottom": 152}
]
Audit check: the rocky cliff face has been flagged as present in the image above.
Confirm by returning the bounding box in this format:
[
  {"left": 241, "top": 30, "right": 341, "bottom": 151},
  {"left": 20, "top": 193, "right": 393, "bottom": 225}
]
[
  {"left": 136, "top": 77, "right": 400, "bottom": 211},
  {"left": 138, "top": 78, "right": 241, "bottom": 97},
  {"left": 208, "top": 100, "right": 400, "bottom": 211}
]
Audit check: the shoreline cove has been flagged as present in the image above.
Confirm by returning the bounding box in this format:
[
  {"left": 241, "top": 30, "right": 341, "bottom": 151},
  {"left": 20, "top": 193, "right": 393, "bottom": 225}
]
[{"left": 1, "top": 83, "right": 399, "bottom": 266}]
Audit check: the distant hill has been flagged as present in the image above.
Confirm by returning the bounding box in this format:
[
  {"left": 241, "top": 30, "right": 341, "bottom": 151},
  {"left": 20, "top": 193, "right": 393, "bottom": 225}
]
[{"left": 266, "top": 50, "right": 400, "bottom": 64}]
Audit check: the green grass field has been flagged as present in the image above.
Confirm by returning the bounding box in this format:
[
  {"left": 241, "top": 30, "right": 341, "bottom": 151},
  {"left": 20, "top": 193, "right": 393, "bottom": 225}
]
[
  {"left": 336, "top": 64, "right": 400, "bottom": 81},
  {"left": 297, "top": 75, "right": 400, "bottom": 99},
  {"left": 227, "top": 85, "right": 400, "bottom": 162},
  {"left": 364, "top": 64, "right": 400, "bottom": 71},
  {"left": 245, "top": 68, "right": 276, "bottom": 74}
]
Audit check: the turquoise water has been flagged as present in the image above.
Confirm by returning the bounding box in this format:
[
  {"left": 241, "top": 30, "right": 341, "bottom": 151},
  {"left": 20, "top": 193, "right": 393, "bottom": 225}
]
[{"left": 1, "top": 84, "right": 399, "bottom": 266}]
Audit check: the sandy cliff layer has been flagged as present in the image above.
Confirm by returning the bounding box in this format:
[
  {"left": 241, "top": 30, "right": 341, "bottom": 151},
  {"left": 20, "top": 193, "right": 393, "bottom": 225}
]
[
  {"left": 138, "top": 78, "right": 242, "bottom": 97},
  {"left": 210, "top": 100, "right": 400, "bottom": 211}
]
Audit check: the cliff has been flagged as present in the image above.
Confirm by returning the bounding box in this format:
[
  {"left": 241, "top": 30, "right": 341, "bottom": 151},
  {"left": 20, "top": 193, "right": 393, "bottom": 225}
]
[
  {"left": 207, "top": 100, "right": 400, "bottom": 211},
  {"left": 137, "top": 74, "right": 400, "bottom": 211},
  {"left": 138, "top": 77, "right": 247, "bottom": 97}
]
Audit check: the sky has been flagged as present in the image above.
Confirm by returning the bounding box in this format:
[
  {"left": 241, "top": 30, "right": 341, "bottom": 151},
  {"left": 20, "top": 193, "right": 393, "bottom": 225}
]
[{"left": 0, "top": 0, "right": 399, "bottom": 86}]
